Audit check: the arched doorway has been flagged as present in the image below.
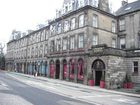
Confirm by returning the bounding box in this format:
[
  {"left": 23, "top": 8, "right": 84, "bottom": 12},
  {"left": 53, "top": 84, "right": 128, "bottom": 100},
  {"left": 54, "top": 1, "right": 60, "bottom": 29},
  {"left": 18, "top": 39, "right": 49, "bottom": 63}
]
[
  {"left": 69, "top": 59, "right": 75, "bottom": 80},
  {"left": 55, "top": 60, "right": 60, "bottom": 79},
  {"left": 31, "top": 62, "right": 34, "bottom": 75},
  {"left": 38, "top": 61, "right": 42, "bottom": 76},
  {"left": 41, "top": 61, "right": 46, "bottom": 76},
  {"left": 50, "top": 60, "right": 54, "bottom": 78},
  {"left": 44, "top": 61, "right": 48, "bottom": 77},
  {"left": 92, "top": 59, "right": 105, "bottom": 86},
  {"left": 78, "top": 58, "right": 84, "bottom": 82},
  {"left": 63, "top": 59, "right": 67, "bottom": 80},
  {"left": 24, "top": 62, "right": 27, "bottom": 74}
]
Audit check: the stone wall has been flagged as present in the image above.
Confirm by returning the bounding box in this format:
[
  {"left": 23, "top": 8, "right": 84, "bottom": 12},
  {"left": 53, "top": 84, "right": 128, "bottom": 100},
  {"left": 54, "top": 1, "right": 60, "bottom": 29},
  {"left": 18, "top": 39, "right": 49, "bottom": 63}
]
[
  {"left": 125, "top": 57, "right": 140, "bottom": 83},
  {"left": 106, "top": 56, "right": 126, "bottom": 89}
]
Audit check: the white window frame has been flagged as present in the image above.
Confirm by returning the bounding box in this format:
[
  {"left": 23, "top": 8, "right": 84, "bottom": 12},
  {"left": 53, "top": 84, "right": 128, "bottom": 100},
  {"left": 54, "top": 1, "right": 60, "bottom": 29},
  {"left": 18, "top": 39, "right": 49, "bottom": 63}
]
[
  {"left": 112, "top": 39, "right": 116, "bottom": 48},
  {"left": 112, "top": 21, "right": 116, "bottom": 33},
  {"left": 57, "top": 39, "right": 61, "bottom": 51},
  {"left": 44, "top": 44, "right": 48, "bottom": 55},
  {"left": 71, "top": 18, "right": 76, "bottom": 30},
  {"left": 69, "top": 2, "right": 72, "bottom": 11},
  {"left": 92, "top": 34, "right": 98, "bottom": 45},
  {"left": 40, "top": 31, "right": 44, "bottom": 41},
  {"left": 78, "top": 34, "right": 84, "bottom": 48},
  {"left": 120, "top": 37, "right": 126, "bottom": 49},
  {"left": 63, "top": 38, "right": 67, "bottom": 50},
  {"left": 50, "top": 25, "right": 56, "bottom": 35},
  {"left": 92, "top": 0, "right": 98, "bottom": 7},
  {"left": 79, "top": 15, "right": 84, "bottom": 27},
  {"left": 65, "top": 5, "right": 68, "bottom": 13},
  {"left": 93, "top": 15, "right": 98, "bottom": 27},
  {"left": 119, "top": 19, "right": 125, "bottom": 31},
  {"left": 64, "top": 20, "right": 69, "bottom": 32},
  {"left": 40, "top": 45, "right": 43, "bottom": 56},
  {"left": 133, "top": 61, "right": 139, "bottom": 74},
  {"left": 58, "top": 23, "right": 62, "bottom": 34},
  {"left": 50, "top": 40, "right": 55, "bottom": 52},
  {"left": 45, "top": 30, "right": 48, "bottom": 40},
  {"left": 70, "top": 36, "right": 75, "bottom": 50},
  {"left": 78, "top": 0, "right": 85, "bottom": 8}
]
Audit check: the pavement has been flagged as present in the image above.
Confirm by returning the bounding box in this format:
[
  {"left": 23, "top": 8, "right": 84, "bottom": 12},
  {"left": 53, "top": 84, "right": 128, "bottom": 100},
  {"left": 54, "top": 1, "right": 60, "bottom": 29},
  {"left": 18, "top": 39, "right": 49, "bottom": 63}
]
[{"left": 2, "top": 70, "right": 140, "bottom": 98}]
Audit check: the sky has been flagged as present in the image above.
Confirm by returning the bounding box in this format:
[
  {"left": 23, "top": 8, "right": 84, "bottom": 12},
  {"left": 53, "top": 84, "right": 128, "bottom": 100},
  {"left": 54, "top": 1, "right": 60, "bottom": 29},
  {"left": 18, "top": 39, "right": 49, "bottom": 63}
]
[{"left": 0, "top": 0, "right": 137, "bottom": 52}]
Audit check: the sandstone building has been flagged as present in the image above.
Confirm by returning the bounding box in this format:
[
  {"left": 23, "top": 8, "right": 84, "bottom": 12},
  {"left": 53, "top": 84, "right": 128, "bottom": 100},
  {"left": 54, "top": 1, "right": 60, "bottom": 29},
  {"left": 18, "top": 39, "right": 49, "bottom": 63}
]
[{"left": 6, "top": 0, "right": 140, "bottom": 89}]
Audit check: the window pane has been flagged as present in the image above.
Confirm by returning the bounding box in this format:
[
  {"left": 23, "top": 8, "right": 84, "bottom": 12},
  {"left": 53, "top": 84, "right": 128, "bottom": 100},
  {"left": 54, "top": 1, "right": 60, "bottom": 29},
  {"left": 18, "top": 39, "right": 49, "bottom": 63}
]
[
  {"left": 78, "top": 0, "right": 84, "bottom": 8},
  {"left": 58, "top": 23, "right": 61, "bottom": 34},
  {"left": 133, "top": 61, "right": 138, "bottom": 74},
  {"left": 79, "top": 15, "right": 84, "bottom": 27},
  {"left": 63, "top": 39, "right": 67, "bottom": 50},
  {"left": 93, "top": 35, "right": 98, "bottom": 45},
  {"left": 134, "top": 67, "right": 138, "bottom": 73},
  {"left": 93, "top": 15, "right": 98, "bottom": 27},
  {"left": 120, "top": 37, "right": 125, "bottom": 49},
  {"left": 57, "top": 39, "right": 61, "bottom": 51},
  {"left": 134, "top": 62, "right": 138, "bottom": 66},
  {"left": 112, "top": 21, "right": 116, "bottom": 33},
  {"left": 92, "top": 0, "right": 98, "bottom": 7},
  {"left": 79, "top": 34, "right": 84, "bottom": 48},
  {"left": 51, "top": 40, "right": 55, "bottom": 52},
  {"left": 64, "top": 21, "right": 69, "bottom": 32},
  {"left": 45, "top": 44, "right": 47, "bottom": 54},
  {"left": 119, "top": 19, "right": 125, "bottom": 31},
  {"left": 71, "top": 18, "right": 75, "bottom": 30},
  {"left": 112, "top": 39, "right": 116, "bottom": 48},
  {"left": 70, "top": 36, "right": 75, "bottom": 49}
]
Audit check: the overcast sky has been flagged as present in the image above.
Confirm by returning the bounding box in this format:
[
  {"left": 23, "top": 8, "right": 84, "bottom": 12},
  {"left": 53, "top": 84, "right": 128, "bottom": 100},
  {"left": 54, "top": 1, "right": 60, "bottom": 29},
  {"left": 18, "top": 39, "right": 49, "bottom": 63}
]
[{"left": 0, "top": 0, "right": 137, "bottom": 50}]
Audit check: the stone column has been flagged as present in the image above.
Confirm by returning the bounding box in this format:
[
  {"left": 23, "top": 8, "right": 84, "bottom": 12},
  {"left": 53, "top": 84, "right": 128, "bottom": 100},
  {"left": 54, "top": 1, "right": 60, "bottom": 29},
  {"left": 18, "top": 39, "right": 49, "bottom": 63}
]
[
  {"left": 47, "top": 63, "right": 50, "bottom": 78},
  {"left": 59, "top": 62, "right": 63, "bottom": 80},
  {"left": 66, "top": 63, "right": 70, "bottom": 81},
  {"left": 83, "top": 62, "right": 88, "bottom": 85},
  {"left": 54, "top": 63, "right": 56, "bottom": 79},
  {"left": 74, "top": 63, "right": 78, "bottom": 83}
]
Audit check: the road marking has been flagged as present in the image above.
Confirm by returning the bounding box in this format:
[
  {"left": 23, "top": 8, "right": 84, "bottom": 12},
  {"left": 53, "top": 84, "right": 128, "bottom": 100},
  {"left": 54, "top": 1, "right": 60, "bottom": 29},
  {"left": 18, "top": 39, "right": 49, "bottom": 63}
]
[
  {"left": 0, "top": 81, "right": 8, "bottom": 87},
  {"left": 113, "top": 98, "right": 138, "bottom": 104},
  {"left": 72, "top": 94, "right": 121, "bottom": 98}
]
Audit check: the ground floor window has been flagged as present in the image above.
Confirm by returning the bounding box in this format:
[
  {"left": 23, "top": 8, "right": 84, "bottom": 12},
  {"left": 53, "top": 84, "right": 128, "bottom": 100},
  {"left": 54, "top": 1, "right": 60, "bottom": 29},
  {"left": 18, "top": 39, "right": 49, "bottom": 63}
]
[{"left": 133, "top": 61, "right": 138, "bottom": 75}]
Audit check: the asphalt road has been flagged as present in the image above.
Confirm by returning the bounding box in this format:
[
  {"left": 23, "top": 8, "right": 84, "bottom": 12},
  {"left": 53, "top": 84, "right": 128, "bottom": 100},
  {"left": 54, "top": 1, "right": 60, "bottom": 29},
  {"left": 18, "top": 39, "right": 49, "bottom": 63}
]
[
  {"left": 0, "top": 71, "right": 94, "bottom": 105},
  {"left": 1, "top": 71, "right": 140, "bottom": 105}
]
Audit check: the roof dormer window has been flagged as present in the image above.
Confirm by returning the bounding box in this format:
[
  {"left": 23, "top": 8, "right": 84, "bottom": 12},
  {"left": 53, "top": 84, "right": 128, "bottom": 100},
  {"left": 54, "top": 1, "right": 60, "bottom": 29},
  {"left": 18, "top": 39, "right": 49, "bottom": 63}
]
[{"left": 125, "top": 7, "right": 131, "bottom": 11}]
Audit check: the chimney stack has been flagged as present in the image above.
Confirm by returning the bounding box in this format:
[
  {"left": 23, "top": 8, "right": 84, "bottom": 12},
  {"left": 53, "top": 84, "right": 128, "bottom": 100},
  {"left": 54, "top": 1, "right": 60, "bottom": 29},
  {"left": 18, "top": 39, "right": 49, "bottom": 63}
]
[{"left": 122, "top": 0, "right": 128, "bottom": 6}]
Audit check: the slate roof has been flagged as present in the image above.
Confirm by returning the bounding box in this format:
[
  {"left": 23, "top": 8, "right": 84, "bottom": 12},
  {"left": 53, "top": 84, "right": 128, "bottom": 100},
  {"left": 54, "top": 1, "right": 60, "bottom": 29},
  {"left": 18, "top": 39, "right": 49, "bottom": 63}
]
[{"left": 116, "top": 0, "right": 140, "bottom": 16}]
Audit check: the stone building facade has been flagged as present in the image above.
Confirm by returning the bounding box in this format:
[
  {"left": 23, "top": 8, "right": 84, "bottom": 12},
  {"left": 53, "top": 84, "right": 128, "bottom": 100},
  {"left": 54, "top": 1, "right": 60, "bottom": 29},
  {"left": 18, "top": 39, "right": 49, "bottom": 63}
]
[{"left": 6, "top": 0, "right": 140, "bottom": 89}]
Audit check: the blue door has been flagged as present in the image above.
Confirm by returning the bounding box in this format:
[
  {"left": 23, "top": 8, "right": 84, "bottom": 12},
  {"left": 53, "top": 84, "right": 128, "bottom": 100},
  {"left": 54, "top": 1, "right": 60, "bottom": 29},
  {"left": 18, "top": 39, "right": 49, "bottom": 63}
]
[{"left": 42, "top": 63, "right": 45, "bottom": 76}]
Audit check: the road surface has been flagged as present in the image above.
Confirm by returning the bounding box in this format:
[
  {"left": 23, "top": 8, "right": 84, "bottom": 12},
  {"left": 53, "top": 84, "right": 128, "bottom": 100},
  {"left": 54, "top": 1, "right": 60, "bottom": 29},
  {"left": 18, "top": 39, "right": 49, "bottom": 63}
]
[
  {"left": 0, "top": 71, "right": 94, "bottom": 105},
  {"left": 0, "top": 71, "right": 140, "bottom": 105}
]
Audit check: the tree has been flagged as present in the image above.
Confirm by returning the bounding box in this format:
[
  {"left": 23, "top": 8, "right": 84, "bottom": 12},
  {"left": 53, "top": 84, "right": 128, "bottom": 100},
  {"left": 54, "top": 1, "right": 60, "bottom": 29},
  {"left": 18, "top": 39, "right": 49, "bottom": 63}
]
[
  {"left": 0, "top": 54, "right": 5, "bottom": 70},
  {"left": 0, "top": 43, "right": 5, "bottom": 70}
]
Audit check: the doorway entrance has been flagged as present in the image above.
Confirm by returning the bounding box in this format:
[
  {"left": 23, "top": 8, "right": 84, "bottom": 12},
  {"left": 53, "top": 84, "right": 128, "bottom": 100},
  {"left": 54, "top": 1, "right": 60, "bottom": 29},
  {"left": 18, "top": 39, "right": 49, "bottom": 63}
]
[
  {"left": 95, "top": 71, "right": 102, "bottom": 86},
  {"left": 63, "top": 59, "right": 67, "bottom": 80},
  {"left": 92, "top": 59, "right": 105, "bottom": 86},
  {"left": 56, "top": 60, "right": 60, "bottom": 79}
]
